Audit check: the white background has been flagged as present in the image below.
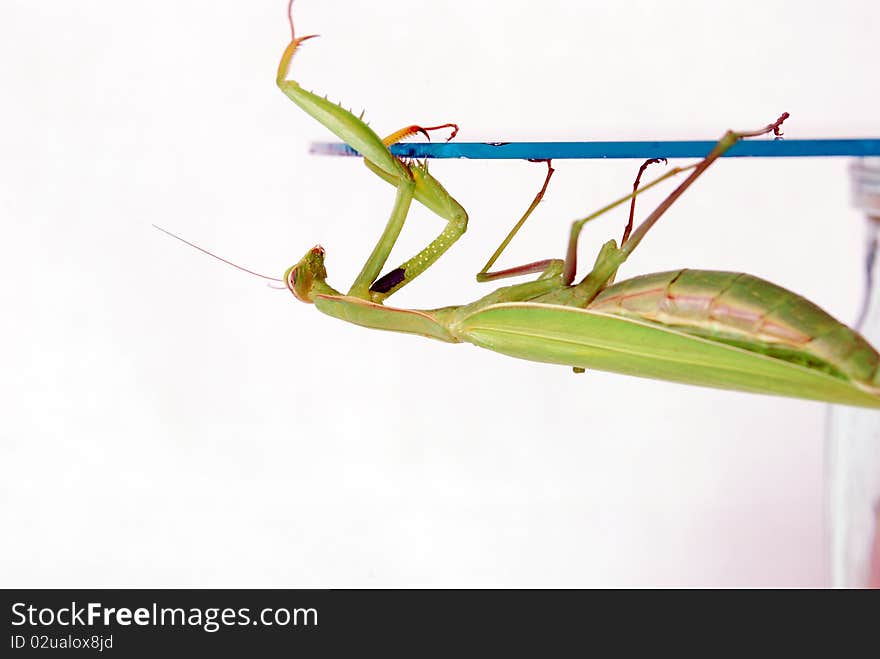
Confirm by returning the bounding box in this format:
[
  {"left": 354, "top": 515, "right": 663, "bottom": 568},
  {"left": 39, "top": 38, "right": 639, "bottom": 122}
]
[{"left": 2, "top": 0, "right": 878, "bottom": 586}]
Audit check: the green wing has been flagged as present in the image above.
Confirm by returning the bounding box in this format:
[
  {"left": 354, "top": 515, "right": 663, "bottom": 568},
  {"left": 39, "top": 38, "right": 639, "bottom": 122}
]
[{"left": 454, "top": 302, "right": 880, "bottom": 408}]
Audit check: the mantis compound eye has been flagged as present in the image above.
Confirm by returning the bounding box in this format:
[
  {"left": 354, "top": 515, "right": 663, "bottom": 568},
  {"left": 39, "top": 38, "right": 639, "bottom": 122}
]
[{"left": 284, "top": 264, "right": 306, "bottom": 302}]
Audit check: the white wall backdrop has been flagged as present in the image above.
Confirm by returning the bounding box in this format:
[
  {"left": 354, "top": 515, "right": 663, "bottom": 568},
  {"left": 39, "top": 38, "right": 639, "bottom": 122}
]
[{"left": 2, "top": 0, "right": 878, "bottom": 586}]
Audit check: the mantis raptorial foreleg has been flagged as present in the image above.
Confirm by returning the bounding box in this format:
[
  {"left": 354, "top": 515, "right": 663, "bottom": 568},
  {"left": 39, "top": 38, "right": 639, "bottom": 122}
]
[
  {"left": 363, "top": 119, "right": 465, "bottom": 301},
  {"left": 277, "top": 2, "right": 468, "bottom": 303},
  {"left": 359, "top": 158, "right": 468, "bottom": 301},
  {"left": 381, "top": 124, "right": 459, "bottom": 148},
  {"left": 347, "top": 176, "right": 416, "bottom": 298}
]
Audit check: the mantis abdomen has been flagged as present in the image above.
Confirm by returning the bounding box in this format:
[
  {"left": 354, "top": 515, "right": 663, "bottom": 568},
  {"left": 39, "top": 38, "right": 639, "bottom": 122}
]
[{"left": 588, "top": 269, "right": 880, "bottom": 387}]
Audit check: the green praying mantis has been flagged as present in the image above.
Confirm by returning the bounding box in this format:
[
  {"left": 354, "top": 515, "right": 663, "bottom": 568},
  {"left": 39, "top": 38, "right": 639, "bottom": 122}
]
[{"left": 160, "top": 2, "right": 880, "bottom": 408}]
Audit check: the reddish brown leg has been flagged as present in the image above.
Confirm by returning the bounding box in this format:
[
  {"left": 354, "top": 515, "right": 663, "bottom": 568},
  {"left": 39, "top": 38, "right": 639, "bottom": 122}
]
[
  {"left": 621, "top": 158, "right": 666, "bottom": 245},
  {"left": 477, "top": 160, "right": 556, "bottom": 282}
]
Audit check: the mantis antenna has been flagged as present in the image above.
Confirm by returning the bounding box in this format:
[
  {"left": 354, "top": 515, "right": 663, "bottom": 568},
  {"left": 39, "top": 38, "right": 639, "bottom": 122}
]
[{"left": 152, "top": 224, "right": 283, "bottom": 283}]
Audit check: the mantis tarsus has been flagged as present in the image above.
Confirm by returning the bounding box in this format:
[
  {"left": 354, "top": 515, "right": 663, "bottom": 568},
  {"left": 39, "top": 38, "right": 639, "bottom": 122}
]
[{"left": 162, "top": 2, "right": 880, "bottom": 408}]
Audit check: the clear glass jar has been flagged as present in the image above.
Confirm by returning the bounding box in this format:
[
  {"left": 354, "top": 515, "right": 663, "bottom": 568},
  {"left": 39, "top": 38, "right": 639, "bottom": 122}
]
[{"left": 826, "top": 158, "right": 880, "bottom": 588}]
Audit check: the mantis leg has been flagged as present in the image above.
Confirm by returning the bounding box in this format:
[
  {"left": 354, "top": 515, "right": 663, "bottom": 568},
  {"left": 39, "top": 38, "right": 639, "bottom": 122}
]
[
  {"left": 561, "top": 163, "right": 697, "bottom": 285},
  {"left": 275, "top": 29, "right": 421, "bottom": 301},
  {"left": 460, "top": 163, "right": 565, "bottom": 307},
  {"left": 477, "top": 259, "right": 565, "bottom": 282},
  {"left": 359, "top": 158, "right": 468, "bottom": 303},
  {"left": 477, "top": 159, "right": 696, "bottom": 285},
  {"left": 558, "top": 113, "right": 792, "bottom": 306},
  {"left": 348, "top": 160, "right": 472, "bottom": 302},
  {"left": 477, "top": 160, "right": 556, "bottom": 282},
  {"left": 340, "top": 124, "right": 470, "bottom": 301},
  {"left": 381, "top": 124, "right": 459, "bottom": 147},
  {"left": 621, "top": 158, "right": 667, "bottom": 246},
  {"left": 277, "top": 19, "right": 468, "bottom": 303},
  {"left": 619, "top": 113, "right": 789, "bottom": 260},
  {"left": 347, "top": 174, "right": 416, "bottom": 299},
  {"left": 475, "top": 158, "right": 694, "bottom": 287},
  {"left": 350, "top": 123, "right": 467, "bottom": 303},
  {"left": 451, "top": 260, "right": 569, "bottom": 323},
  {"left": 352, "top": 125, "right": 467, "bottom": 302}
]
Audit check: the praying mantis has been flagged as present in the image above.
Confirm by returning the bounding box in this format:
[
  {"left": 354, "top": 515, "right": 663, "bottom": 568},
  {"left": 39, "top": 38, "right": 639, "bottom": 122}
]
[{"left": 161, "top": 1, "right": 880, "bottom": 408}]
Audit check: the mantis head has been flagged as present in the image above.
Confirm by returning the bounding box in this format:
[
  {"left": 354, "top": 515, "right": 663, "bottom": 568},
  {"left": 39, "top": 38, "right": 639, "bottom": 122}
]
[{"left": 284, "top": 245, "right": 329, "bottom": 303}]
